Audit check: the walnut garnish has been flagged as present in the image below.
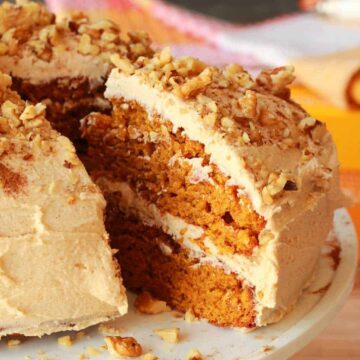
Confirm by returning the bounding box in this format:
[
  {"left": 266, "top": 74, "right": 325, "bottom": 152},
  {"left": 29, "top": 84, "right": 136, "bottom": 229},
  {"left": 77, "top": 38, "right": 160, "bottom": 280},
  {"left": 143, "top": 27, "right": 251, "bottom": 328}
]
[
  {"left": 154, "top": 327, "right": 180, "bottom": 343},
  {"left": 105, "top": 336, "right": 142, "bottom": 358},
  {"left": 262, "top": 172, "right": 289, "bottom": 204},
  {"left": 110, "top": 54, "right": 135, "bottom": 74},
  {"left": 224, "top": 63, "right": 254, "bottom": 88},
  {"left": 256, "top": 66, "right": 295, "bottom": 98},
  {"left": 298, "top": 116, "right": 316, "bottom": 130},
  {"left": 134, "top": 291, "right": 169, "bottom": 314},
  {"left": 20, "top": 103, "right": 46, "bottom": 122},
  {"left": 78, "top": 33, "right": 100, "bottom": 55},
  {"left": 174, "top": 67, "right": 215, "bottom": 99},
  {"left": 1, "top": 100, "right": 21, "bottom": 126},
  {"left": 240, "top": 90, "right": 258, "bottom": 119}
]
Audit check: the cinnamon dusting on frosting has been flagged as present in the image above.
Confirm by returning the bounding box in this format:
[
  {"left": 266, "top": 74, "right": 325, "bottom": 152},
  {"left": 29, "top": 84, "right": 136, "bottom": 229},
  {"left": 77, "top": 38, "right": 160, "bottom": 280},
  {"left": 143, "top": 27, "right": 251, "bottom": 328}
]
[{"left": 0, "top": 163, "right": 26, "bottom": 195}]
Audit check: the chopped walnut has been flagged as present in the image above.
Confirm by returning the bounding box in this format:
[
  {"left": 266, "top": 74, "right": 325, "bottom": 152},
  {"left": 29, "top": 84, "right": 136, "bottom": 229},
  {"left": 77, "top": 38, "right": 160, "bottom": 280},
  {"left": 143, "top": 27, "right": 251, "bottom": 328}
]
[
  {"left": 240, "top": 90, "right": 258, "bottom": 119},
  {"left": 298, "top": 116, "right": 316, "bottom": 130},
  {"left": 20, "top": 103, "right": 46, "bottom": 122},
  {"left": 78, "top": 33, "right": 100, "bottom": 55},
  {"left": 186, "top": 349, "right": 203, "bottom": 360},
  {"left": 1, "top": 100, "right": 21, "bottom": 123},
  {"left": 154, "top": 327, "right": 180, "bottom": 343},
  {"left": 256, "top": 66, "right": 294, "bottom": 98},
  {"left": 221, "top": 116, "right": 235, "bottom": 129},
  {"left": 134, "top": 291, "right": 169, "bottom": 314},
  {"left": 262, "top": 172, "right": 289, "bottom": 204},
  {"left": 110, "top": 54, "right": 135, "bottom": 74},
  {"left": 174, "top": 67, "right": 215, "bottom": 99},
  {"left": 224, "top": 63, "right": 254, "bottom": 88},
  {"left": 105, "top": 336, "right": 142, "bottom": 358}
]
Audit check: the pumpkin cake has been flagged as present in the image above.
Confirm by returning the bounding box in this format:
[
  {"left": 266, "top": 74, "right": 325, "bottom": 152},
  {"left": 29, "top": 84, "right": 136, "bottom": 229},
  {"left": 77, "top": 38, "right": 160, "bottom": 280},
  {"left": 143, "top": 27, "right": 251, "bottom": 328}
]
[
  {"left": 81, "top": 49, "right": 344, "bottom": 328},
  {"left": 0, "top": 0, "right": 152, "bottom": 143},
  {"left": 0, "top": 72, "right": 127, "bottom": 337}
]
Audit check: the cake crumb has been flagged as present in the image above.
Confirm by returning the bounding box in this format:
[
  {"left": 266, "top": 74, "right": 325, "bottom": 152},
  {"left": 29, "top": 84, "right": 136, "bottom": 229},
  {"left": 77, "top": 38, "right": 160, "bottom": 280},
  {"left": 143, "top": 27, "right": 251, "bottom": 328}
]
[
  {"left": 142, "top": 353, "right": 158, "bottom": 360},
  {"left": 7, "top": 339, "right": 21, "bottom": 347},
  {"left": 135, "top": 291, "right": 169, "bottom": 314},
  {"left": 86, "top": 346, "right": 102, "bottom": 356},
  {"left": 98, "top": 322, "right": 124, "bottom": 336},
  {"left": 262, "top": 345, "right": 274, "bottom": 352},
  {"left": 76, "top": 331, "right": 86, "bottom": 340},
  {"left": 187, "top": 348, "right": 203, "bottom": 360},
  {"left": 77, "top": 354, "right": 87, "bottom": 360},
  {"left": 57, "top": 335, "right": 73, "bottom": 347},
  {"left": 184, "top": 309, "right": 197, "bottom": 323},
  {"left": 104, "top": 336, "right": 142, "bottom": 357},
  {"left": 24, "top": 356, "right": 32, "bottom": 360},
  {"left": 154, "top": 327, "right": 180, "bottom": 343}
]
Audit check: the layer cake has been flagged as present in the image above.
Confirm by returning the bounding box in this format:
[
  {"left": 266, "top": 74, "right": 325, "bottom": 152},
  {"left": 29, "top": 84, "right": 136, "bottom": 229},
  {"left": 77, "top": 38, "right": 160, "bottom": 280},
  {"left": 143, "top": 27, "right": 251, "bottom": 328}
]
[{"left": 81, "top": 49, "right": 344, "bottom": 328}]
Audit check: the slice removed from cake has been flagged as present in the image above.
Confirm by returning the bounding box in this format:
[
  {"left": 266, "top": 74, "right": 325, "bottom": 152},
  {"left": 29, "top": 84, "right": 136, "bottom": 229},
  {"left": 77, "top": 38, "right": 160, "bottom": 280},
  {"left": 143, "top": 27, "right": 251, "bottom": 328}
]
[
  {"left": 81, "top": 49, "right": 345, "bottom": 328},
  {"left": 0, "top": 0, "right": 152, "bottom": 143},
  {"left": 0, "top": 73, "right": 127, "bottom": 337}
]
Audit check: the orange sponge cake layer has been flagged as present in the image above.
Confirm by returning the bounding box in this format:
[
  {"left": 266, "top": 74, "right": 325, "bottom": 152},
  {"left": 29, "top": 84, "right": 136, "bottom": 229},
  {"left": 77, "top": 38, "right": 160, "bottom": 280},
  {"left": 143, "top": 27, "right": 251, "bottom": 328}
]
[
  {"left": 83, "top": 103, "right": 265, "bottom": 255},
  {"left": 82, "top": 48, "right": 344, "bottom": 327},
  {"left": 106, "top": 196, "right": 256, "bottom": 328}
]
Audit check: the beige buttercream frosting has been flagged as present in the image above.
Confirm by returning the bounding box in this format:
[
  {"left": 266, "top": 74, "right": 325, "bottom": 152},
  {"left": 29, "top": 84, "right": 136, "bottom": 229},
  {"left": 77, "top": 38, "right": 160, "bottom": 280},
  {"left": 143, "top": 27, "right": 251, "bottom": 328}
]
[
  {"left": 102, "top": 49, "right": 345, "bottom": 326},
  {"left": 0, "top": 73, "right": 127, "bottom": 337},
  {"left": 0, "top": 1, "right": 152, "bottom": 87}
]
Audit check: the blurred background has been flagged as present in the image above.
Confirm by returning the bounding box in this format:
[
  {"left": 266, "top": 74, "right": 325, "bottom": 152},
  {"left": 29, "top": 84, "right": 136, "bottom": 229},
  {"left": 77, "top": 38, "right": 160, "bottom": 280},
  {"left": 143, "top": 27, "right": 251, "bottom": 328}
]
[{"left": 6, "top": 0, "right": 360, "bottom": 358}]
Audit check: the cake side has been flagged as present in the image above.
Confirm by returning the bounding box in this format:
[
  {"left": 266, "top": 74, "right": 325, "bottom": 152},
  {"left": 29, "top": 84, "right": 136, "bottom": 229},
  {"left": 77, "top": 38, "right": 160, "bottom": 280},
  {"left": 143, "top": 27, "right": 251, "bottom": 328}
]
[
  {"left": 0, "top": 1, "right": 152, "bottom": 141},
  {"left": 0, "top": 73, "right": 127, "bottom": 337},
  {"left": 82, "top": 49, "right": 344, "bottom": 327}
]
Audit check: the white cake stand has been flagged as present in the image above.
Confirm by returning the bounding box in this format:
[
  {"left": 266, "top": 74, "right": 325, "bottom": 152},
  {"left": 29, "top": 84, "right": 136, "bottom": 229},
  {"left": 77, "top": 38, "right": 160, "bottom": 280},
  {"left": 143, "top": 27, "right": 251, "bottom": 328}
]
[{"left": 3, "top": 208, "right": 358, "bottom": 360}]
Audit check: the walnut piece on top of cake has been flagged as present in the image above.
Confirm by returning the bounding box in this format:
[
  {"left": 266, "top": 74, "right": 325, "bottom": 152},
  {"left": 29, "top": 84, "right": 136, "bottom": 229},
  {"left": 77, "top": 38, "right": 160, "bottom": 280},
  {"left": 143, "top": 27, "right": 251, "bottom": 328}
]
[
  {"left": 0, "top": 72, "right": 127, "bottom": 337},
  {"left": 0, "top": 0, "right": 153, "bottom": 143},
  {"left": 81, "top": 48, "right": 345, "bottom": 328}
]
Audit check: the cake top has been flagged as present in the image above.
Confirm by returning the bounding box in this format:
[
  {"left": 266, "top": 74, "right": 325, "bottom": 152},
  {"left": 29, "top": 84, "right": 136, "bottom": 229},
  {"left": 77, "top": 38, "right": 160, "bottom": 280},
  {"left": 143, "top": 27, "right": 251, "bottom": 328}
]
[
  {"left": 0, "top": 1, "right": 152, "bottom": 85},
  {"left": 0, "top": 72, "right": 127, "bottom": 336},
  {"left": 107, "top": 48, "right": 340, "bottom": 218}
]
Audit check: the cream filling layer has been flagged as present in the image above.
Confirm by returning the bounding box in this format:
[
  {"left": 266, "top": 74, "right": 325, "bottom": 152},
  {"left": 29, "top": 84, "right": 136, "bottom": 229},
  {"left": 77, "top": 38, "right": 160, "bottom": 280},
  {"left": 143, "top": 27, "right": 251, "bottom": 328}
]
[
  {"left": 0, "top": 48, "right": 110, "bottom": 88},
  {"left": 98, "top": 178, "right": 335, "bottom": 326}
]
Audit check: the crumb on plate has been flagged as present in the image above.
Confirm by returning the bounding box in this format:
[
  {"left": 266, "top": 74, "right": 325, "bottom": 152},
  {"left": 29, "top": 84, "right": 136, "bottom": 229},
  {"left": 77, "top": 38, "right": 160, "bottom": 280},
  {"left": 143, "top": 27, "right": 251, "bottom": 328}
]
[
  {"left": 186, "top": 348, "right": 203, "bottom": 360},
  {"left": 57, "top": 335, "right": 73, "bottom": 347},
  {"left": 7, "top": 339, "right": 21, "bottom": 347},
  {"left": 154, "top": 327, "right": 180, "bottom": 344},
  {"left": 135, "top": 291, "right": 169, "bottom": 314}
]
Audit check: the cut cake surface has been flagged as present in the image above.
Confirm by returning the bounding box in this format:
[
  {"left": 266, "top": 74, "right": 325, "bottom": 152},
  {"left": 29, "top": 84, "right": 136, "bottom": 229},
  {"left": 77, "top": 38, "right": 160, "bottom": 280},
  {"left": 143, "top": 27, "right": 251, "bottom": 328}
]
[{"left": 81, "top": 48, "right": 345, "bottom": 328}]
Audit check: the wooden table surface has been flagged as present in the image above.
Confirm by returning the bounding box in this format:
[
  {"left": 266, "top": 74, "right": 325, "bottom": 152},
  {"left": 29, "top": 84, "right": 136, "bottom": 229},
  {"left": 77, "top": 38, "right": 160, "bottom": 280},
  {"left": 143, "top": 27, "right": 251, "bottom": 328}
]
[{"left": 292, "top": 266, "right": 360, "bottom": 359}]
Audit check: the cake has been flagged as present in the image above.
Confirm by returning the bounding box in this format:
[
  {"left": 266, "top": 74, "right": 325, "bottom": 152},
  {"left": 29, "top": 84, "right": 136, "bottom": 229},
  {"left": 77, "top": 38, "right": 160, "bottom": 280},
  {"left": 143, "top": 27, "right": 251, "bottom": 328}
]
[
  {"left": 0, "top": 72, "right": 127, "bottom": 337},
  {"left": 81, "top": 49, "right": 344, "bottom": 328},
  {"left": 0, "top": 1, "right": 152, "bottom": 143}
]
